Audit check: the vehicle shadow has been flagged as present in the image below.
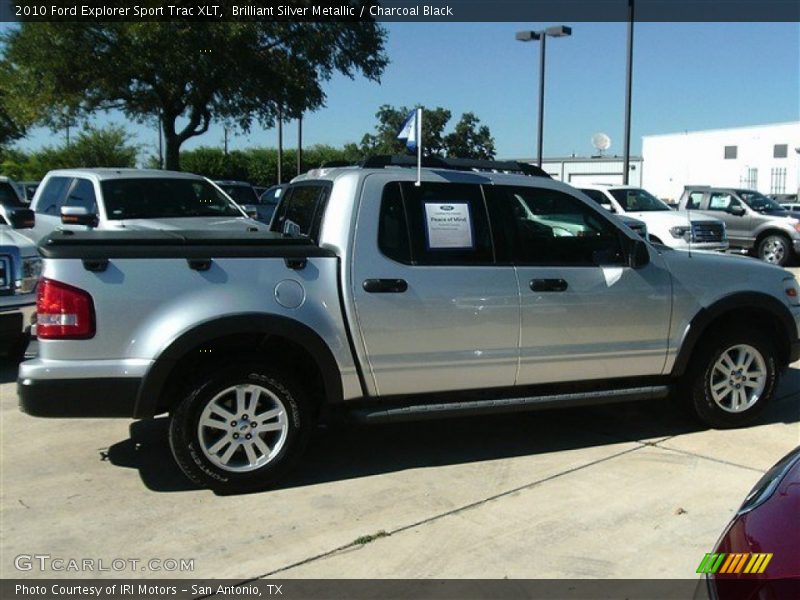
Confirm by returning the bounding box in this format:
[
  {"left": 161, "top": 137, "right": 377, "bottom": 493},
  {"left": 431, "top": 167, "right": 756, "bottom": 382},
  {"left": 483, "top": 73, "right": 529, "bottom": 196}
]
[
  {"left": 105, "top": 367, "right": 800, "bottom": 494},
  {"left": 0, "top": 359, "right": 17, "bottom": 385}
]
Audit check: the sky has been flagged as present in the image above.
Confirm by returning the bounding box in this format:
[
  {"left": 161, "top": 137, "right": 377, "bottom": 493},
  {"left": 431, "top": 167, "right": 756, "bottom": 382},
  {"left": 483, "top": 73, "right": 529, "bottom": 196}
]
[{"left": 7, "top": 21, "right": 800, "bottom": 162}]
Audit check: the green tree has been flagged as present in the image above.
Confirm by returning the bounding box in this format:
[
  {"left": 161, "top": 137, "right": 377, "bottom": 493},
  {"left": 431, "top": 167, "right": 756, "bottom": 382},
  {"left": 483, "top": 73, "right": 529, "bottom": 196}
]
[
  {"left": 0, "top": 125, "right": 139, "bottom": 180},
  {"left": 359, "top": 105, "right": 495, "bottom": 159},
  {"left": 443, "top": 112, "right": 496, "bottom": 160},
  {"left": 1, "top": 12, "right": 387, "bottom": 170},
  {"left": 156, "top": 144, "right": 366, "bottom": 186},
  {"left": 360, "top": 105, "right": 452, "bottom": 156}
]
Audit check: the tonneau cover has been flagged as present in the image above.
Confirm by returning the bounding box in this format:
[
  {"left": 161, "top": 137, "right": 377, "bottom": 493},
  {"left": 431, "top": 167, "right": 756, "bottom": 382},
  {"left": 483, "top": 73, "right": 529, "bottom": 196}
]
[{"left": 38, "top": 230, "right": 336, "bottom": 259}]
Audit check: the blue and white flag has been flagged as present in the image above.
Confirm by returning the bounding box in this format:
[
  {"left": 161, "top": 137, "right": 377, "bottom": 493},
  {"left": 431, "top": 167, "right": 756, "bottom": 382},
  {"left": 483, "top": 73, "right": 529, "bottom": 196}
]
[{"left": 397, "top": 109, "right": 419, "bottom": 153}]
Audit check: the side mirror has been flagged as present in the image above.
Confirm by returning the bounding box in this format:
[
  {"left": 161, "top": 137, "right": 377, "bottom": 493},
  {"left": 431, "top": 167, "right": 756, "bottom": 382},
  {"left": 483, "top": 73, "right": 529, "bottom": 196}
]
[
  {"left": 242, "top": 205, "right": 259, "bottom": 220},
  {"left": 61, "top": 206, "right": 98, "bottom": 227},
  {"left": 8, "top": 208, "right": 35, "bottom": 229},
  {"left": 627, "top": 238, "right": 650, "bottom": 269},
  {"left": 728, "top": 205, "right": 746, "bottom": 216}
]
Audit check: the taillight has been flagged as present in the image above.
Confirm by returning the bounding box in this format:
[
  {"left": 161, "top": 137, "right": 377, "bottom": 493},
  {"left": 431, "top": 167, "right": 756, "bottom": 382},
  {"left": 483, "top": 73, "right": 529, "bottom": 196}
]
[{"left": 36, "top": 278, "right": 96, "bottom": 339}]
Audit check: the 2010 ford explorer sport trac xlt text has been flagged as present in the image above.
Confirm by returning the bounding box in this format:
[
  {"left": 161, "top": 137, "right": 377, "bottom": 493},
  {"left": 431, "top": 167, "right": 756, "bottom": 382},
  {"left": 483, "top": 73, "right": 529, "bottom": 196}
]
[{"left": 18, "top": 157, "right": 800, "bottom": 492}]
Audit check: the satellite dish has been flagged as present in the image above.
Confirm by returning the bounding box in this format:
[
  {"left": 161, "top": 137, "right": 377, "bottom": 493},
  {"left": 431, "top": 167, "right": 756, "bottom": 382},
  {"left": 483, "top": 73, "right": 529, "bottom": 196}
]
[{"left": 592, "top": 132, "right": 611, "bottom": 155}]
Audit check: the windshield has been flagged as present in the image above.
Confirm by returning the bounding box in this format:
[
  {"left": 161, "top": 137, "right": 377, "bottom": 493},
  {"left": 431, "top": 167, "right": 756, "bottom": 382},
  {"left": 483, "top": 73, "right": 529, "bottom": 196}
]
[
  {"left": 101, "top": 178, "right": 243, "bottom": 220},
  {"left": 0, "top": 182, "right": 25, "bottom": 208},
  {"left": 739, "top": 191, "right": 785, "bottom": 212},
  {"left": 218, "top": 184, "right": 259, "bottom": 206},
  {"left": 609, "top": 188, "right": 670, "bottom": 212}
]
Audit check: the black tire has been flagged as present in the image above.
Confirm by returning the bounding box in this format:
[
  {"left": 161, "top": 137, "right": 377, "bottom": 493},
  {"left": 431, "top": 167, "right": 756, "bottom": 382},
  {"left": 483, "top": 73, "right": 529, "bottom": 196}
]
[
  {"left": 169, "top": 364, "right": 313, "bottom": 492},
  {"left": 757, "top": 234, "right": 792, "bottom": 266},
  {"left": 687, "top": 328, "right": 778, "bottom": 428}
]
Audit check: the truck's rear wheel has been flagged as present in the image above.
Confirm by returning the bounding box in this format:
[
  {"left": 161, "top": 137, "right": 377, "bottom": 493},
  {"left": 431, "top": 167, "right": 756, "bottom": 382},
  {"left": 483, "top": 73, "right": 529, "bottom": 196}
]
[
  {"left": 169, "top": 365, "right": 313, "bottom": 492},
  {"left": 688, "top": 329, "right": 778, "bottom": 428}
]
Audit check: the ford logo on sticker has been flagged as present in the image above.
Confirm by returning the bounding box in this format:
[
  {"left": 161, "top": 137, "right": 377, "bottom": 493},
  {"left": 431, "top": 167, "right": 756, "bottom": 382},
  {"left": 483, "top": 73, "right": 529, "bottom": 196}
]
[{"left": 441, "top": 205, "right": 454, "bottom": 211}]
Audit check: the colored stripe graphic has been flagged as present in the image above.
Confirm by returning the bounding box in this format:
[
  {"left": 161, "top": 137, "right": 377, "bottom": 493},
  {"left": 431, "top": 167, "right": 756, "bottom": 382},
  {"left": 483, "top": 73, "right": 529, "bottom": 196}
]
[{"left": 697, "top": 553, "right": 773, "bottom": 574}]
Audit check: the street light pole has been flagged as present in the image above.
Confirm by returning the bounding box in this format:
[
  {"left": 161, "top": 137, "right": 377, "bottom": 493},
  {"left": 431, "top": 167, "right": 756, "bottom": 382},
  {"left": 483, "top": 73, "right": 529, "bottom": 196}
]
[
  {"left": 622, "top": 0, "right": 635, "bottom": 184},
  {"left": 516, "top": 26, "right": 572, "bottom": 168},
  {"left": 537, "top": 33, "right": 547, "bottom": 167},
  {"left": 297, "top": 114, "right": 303, "bottom": 175},
  {"left": 277, "top": 108, "right": 283, "bottom": 185}
]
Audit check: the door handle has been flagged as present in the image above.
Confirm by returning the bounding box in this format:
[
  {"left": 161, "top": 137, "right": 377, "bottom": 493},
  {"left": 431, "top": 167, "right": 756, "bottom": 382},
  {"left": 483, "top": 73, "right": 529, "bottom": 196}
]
[
  {"left": 530, "top": 278, "right": 568, "bottom": 292},
  {"left": 363, "top": 279, "right": 408, "bottom": 294}
]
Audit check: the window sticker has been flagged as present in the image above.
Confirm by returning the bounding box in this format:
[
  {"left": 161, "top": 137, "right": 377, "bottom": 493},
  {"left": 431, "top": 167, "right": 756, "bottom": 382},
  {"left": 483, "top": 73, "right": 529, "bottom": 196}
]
[{"left": 423, "top": 202, "right": 474, "bottom": 249}]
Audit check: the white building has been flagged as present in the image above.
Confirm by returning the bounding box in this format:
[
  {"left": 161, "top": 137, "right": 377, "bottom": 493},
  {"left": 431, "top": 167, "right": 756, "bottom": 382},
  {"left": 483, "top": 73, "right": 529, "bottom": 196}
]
[
  {"left": 519, "top": 156, "right": 643, "bottom": 186},
  {"left": 642, "top": 122, "right": 800, "bottom": 203}
]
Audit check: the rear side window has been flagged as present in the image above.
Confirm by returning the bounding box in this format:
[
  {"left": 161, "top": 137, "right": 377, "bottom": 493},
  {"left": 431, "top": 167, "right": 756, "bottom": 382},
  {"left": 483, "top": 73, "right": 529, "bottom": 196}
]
[
  {"left": 708, "top": 192, "right": 735, "bottom": 211},
  {"left": 488, "top": 186, "right": 625, "bottom": 266},
  {"left": 63, "top": 178, "right": 97, "bottom": 213},
  {"left": 270, "top": 184, "right": 330, "bottom": 242},
  {"left": 685, "top": 191, "right": 704, "bottom": 209},
  {"left": 35, "top": 176, "right": 72, "bottom": 215},
  {"left": 0, "top": 182, "right": 24, "bottom": 207},
  {"left": 581, "top": 189, "right": 614, "bottom": 211},
  {"left": 378, "top": 183, "right": 412, "bottom": 263},
  {"left": 377, "top": 182, "right": 493, "bottom": 265}
]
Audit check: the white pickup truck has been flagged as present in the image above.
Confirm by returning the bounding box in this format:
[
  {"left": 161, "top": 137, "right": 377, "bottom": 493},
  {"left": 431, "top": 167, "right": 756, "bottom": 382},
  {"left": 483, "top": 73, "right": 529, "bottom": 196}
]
[{"left": 19, "top": 157, "right": 800, "bottom": 492}]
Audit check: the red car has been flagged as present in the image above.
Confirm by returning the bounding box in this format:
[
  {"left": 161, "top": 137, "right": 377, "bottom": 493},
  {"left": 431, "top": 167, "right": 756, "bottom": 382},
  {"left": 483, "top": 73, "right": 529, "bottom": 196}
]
[{"left": 696, "top": 446, "right": 800, "bottom": 599}]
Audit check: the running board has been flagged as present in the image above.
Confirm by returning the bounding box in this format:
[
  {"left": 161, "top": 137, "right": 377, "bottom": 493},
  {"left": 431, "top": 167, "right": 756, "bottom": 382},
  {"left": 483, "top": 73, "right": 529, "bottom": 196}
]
[{"left": 349, "top": 385, "right": 670, "bottom": 424}]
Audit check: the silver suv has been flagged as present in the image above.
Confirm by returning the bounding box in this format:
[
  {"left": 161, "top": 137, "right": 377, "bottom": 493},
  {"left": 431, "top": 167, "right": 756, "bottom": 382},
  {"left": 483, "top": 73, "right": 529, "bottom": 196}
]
[
  {"left": 18, "top": 157, "right": 800, "bottom": 492},
  {"left": 27, "top": 168, "right": 268, "bottom": 242},
  {"left": 679, "top": 186, "right": 800, "bottom": 266}
]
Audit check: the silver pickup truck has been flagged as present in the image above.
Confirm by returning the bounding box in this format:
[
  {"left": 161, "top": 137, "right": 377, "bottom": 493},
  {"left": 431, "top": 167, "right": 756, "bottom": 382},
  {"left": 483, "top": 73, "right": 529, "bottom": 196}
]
[{"left": 19, "top": 157, "right": 800, "bottom": 492}]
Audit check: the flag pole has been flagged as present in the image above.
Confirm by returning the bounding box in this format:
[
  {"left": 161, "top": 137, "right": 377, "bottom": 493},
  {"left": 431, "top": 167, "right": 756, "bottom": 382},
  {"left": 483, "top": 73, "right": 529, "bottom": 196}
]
[{"left": 415, "top": 107, "right": 423, "bottom": 187}]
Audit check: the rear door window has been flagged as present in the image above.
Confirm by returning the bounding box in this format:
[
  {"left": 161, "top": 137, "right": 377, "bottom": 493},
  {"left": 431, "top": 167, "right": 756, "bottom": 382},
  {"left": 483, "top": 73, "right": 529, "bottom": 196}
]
[
  {"left": 270, "top": 183, "right": 330, "bottom": 242},
  {"left": 580, "top": 189, "right": 615, "bottom": 212},
  {"left": 685, "top": 191, "right": 705, "bottom": 209},
  {"left": 708, "top": 192, "right": 736, "bottom": 211},
  {"left": 0, "top": 182, "right": 24, "bottom": 207},
  {"left": 35, "top": 176, "right": 72, "bottom": 215},
  {"left": 63, "top": 178, "right": 98, "bottom": 213},
  {"left": 399, "top": 182, "right": 494, "bottom": 265}
]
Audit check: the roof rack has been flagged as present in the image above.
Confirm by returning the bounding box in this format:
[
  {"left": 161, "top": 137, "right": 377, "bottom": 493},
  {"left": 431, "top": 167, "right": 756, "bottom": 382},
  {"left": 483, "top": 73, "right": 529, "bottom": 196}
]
[{"left": 345, "top": 155, "right": 550, "bottom": 178}]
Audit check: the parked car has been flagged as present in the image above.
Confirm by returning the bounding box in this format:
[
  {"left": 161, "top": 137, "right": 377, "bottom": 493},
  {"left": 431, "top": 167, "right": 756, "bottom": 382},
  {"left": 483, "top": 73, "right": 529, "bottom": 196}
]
[
  {"left": 578, "top": 185, "right": 728, "bottom": 252},
  {"left": 767, "top": 193, "right": 797, "bottom": 205},
  {"left": 26, "top": 169, "right": 267, "bottom": 242},
  {"left": 214, "top": 180, "right": 262, "bottom": 219},
  {"left": 0, "top": 176, "right": 36, "bottom": 230},
  {"left": 695, "top": 446, "right": 800, "bottom": 600},
  {"left": 19, "top": 157, "right": 800, "bottom": 492},
  {"left": 780, "top": 203, "right": 800, "bottom": 215},
  {"left": 0, "top": 222, "right": 40, "bottom": 357},
  {"left": 679, "top": 186, "right": 800, "bottom": 266}
]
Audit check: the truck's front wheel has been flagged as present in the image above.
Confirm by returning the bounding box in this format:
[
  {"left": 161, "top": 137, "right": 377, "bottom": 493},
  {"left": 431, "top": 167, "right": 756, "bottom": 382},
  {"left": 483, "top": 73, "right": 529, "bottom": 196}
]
[
  {"left": 169, "top": 365, "right": 313, "bottom": 492},
  {"left": 688, "top": 329, "right": 778, "bottom": 428}
]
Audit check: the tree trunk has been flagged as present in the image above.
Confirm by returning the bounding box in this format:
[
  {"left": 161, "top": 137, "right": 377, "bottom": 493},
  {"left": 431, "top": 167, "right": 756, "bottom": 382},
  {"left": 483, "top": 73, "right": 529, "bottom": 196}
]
[{"left": 164, "top": 133, "right": 181, "bottom": 171}]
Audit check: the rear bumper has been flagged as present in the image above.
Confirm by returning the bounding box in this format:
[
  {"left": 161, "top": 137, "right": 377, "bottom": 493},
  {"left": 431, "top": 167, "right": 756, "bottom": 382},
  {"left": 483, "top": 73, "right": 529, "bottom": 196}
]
[
  {"left": 794, "top": 240, "right": 800, "bottom": 253},
  {"left": 18, "top": 376, "right": 141, "bottom": 418},
  {"left": 791, "top": 340, "right": 800, "bottom": 364}
]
